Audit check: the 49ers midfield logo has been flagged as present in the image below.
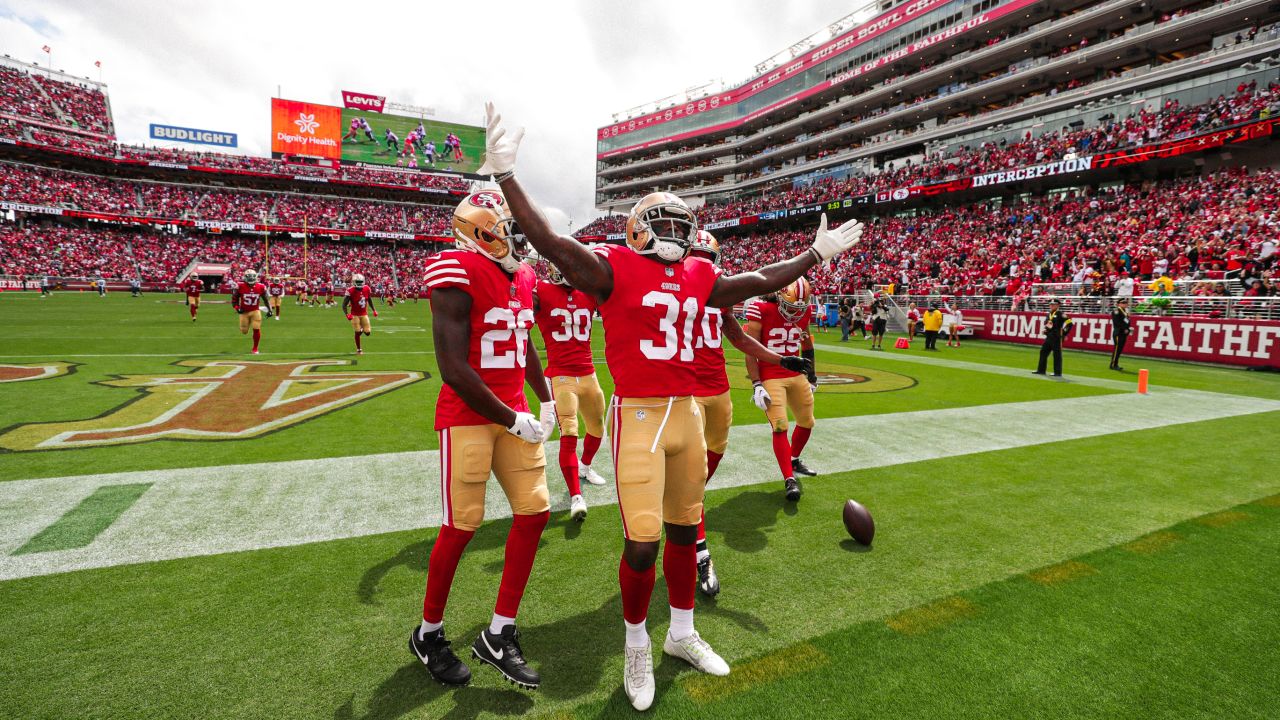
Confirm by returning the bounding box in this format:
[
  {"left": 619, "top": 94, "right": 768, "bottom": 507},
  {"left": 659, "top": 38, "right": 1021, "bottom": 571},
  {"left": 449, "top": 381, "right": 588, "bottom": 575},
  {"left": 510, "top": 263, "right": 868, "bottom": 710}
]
[
  {"left": 0, "top": 362, "right": 74, "bottom": 383},
  {"left": 0, "top": 360, "right": 422, "bottom": 451}
]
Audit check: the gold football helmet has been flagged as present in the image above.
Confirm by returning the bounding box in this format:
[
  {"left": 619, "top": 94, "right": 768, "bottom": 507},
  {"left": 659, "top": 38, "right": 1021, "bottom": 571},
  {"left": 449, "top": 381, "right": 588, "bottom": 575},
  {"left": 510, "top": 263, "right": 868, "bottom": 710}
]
[
  {"left": 453, "top": 190, "right": 531, "bottom": 273},
  {"left": 352, "top": 273, "right": 365, "bottom": 287},
  {"left": 690, "top": 229, "right": 720, "bottom": 264},
  {"left": 546, "top": 261, "right": 567, "bottom": 286},
  {"left": 778, "top": 277, "right": 812, "bottom": 322},
  {"left": 625, "top": 192, "right": 697, "bottom": 263},
  {"left": 243, "top": 269, "right": 258, "bottom": 284}
]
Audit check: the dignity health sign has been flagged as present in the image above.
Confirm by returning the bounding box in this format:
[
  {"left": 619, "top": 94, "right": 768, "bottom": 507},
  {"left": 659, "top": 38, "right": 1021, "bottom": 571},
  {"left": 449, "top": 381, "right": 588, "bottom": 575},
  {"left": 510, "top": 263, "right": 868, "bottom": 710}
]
[
  {"left": 270, "top": 98, "right": 341, "bottom": 159},
  {"left": 149, "top": 123, "right": 238, "bottom": 148}
]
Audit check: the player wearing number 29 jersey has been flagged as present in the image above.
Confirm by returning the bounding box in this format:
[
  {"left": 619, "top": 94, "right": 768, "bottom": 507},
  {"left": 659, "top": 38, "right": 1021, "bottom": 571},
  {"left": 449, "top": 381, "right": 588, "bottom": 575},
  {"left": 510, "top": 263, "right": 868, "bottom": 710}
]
[
  {"left": 411, "top": 190, "right": 555, "bottom": 692},
  {"left": 534, "top": 272, "right": 605, "bottom": 520},
  {"left": 486, "top": 100, "right": 865, "bottom": 712}
]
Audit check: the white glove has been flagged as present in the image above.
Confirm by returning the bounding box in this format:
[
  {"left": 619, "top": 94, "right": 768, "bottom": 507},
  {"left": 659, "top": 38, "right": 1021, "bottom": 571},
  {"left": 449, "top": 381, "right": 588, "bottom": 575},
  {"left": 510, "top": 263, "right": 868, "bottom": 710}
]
[
  {"left": 751, "top": 382, "right": 772, "bottom": 411},
  {"left": 810, "top": 213, "right": 864, "bottom": 262},
  {"left": 810, "top": 383, "right": 819, "bottom": 395},
  {"left": 507, "top": 411, "right": 544, "bottom": 443},
  {"left": 538, "top": 400, "right": 558, "bottom": 441},
  {"left": 477, "top": 101, "right": 524, "bottom": 177}
]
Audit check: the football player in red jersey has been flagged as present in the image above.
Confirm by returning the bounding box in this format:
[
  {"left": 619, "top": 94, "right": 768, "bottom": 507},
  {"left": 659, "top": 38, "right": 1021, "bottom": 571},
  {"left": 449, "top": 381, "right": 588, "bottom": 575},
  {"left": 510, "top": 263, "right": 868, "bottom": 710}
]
[
  {"left": 744, "top": 278, "right": 820, "bottom": 502},
  {"left": 481, "top": 103, "right": 863, "bottom": 711},
  {"left": 533, "top": 260, "right": 606, "bottom": 522},
  {"left": 231, "top": 269, "right": 268, "bottom": 354},
  {"left": 687, "top": 231, "right": 811, "bottom": 598},
  {"left": 183, "top": 276, "right": 203, "bottom": 321},
  {"left": 267, "top": 277, "right": 285, "bottom": 319},
  {"left": 342, "top": 274, "right": 378, "bottom": 355},
  {"left": 409, "top": 190, "right": 557, "bottom": 691}
]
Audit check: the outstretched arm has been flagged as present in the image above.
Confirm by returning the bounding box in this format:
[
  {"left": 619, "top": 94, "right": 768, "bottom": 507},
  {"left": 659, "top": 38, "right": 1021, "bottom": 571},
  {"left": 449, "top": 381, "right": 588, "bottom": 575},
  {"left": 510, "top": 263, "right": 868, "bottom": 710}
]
[
  {"left": 707, "top": 213, "right": 864, "bottom": 307},
  {"left": 478, "top": 103, "right": 613, "bottom": 300},
  {"left": 723, "top": 313, "right": 782, "bottom": 365},
  {"left": 500, "top": 174, "right": 613, "bottom": 300}
]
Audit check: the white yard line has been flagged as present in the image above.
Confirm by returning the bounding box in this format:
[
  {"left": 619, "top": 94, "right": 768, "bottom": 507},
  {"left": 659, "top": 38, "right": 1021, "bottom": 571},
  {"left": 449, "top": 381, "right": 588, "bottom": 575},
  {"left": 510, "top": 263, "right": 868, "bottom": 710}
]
[{"left": 1, "top": 388, "right": 1276, "bottom": 581}]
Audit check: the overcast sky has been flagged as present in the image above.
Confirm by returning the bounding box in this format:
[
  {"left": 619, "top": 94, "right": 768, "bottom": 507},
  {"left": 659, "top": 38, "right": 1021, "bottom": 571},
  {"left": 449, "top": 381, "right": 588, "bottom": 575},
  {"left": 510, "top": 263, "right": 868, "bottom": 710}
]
[{"left": 1, "top": 0, "right": 867, "bottom": 231}]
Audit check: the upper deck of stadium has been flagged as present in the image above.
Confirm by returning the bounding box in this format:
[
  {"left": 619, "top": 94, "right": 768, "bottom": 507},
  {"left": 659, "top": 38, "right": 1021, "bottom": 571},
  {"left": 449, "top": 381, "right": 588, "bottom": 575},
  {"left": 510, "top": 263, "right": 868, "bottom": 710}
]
[{"left": 594, "top": 0, "right": 1280, "bottom": 211}]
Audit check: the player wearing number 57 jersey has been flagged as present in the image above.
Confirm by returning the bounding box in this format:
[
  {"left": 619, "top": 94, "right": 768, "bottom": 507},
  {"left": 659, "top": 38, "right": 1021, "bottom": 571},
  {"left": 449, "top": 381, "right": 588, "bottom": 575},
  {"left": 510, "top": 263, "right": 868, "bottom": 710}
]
[
  {"left": 482, "top": 99, "right": 865, "bottom": 713},
  {"left": 745, "top": 279, "right": 820, "bottom": 502},
  {"left": 409, "top": 191, "right": 558, "bottom": 692},
  {"left": 534, "top": 263, "right": 606, "bottom": 523},
  {"left": 231, "top": 269, "right": 267, "bottom": 355}
]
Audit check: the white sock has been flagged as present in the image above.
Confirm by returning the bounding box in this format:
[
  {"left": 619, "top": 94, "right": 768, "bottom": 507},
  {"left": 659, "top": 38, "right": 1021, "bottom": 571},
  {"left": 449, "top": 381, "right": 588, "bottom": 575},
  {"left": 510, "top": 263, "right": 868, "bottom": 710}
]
[
  {"left": 696, "top": 548, "right": 710, "bottom": 562},
  {"left": 489, "top": 613, "right": 515, "bottom": 635},
  {"left": 669, "top": 606, "right": 695, "bottom": 641},
  {"left": 625, "top": 620, "right": 648, "bottom": 648},
  {"left": 419, "top": 619, "right": 442, "bottom": 639}
]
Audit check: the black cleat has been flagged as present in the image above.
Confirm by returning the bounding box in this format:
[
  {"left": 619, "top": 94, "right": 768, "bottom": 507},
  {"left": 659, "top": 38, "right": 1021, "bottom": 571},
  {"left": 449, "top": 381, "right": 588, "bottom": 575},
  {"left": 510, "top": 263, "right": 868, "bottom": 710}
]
[
  {"left": 697, "top": 557, "right": 720, "bottom": 598},
  {"left": 1031, "top": 371, "right": 1046, "bottom": 375},
  {"left": 791, "top": 457, "right": 818, "bottom": 477},
  {"left": 472, "top": 626, "right": 540, "bottom": 689},
  {"left": 784, "top": 477, "right": 802, "bottom": 502},
  {"left": 409, "top": 627, "right": 471, "bottom": 686}
]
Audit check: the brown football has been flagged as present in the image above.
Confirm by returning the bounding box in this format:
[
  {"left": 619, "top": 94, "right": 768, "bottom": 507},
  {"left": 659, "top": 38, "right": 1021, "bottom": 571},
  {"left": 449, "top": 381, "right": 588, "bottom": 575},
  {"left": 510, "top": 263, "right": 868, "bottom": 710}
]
[{"left": 843, "top": 499, "right": 875, "bottom": 546}]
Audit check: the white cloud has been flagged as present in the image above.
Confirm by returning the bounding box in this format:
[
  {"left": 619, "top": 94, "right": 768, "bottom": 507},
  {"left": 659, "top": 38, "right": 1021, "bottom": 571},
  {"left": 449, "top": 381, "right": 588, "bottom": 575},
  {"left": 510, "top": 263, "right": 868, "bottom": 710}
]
[{"left": 1, "top": 0, "right": 857, "bottom": 229}]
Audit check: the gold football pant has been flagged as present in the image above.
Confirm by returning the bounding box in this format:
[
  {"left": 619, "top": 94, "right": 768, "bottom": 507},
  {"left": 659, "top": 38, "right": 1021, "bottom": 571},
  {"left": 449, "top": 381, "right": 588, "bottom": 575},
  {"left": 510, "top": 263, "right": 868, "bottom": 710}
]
[
  {"left": 609, "top": 396, "right": 707, "bottom": 541},
  {"left": 238, "top": 309, "right": 262, "bottom": 333},
  {"left": 551, "top": 373, "right": 606, "bottom": 438},
  {"left": 437, "top": 424, "right": 549, "bottom": 531},
  {"left": 762, "top": 375, "right": 815, "bottom": 432},
  {"left": 694, "top": 391, "right": 732, "bottom": 455}
]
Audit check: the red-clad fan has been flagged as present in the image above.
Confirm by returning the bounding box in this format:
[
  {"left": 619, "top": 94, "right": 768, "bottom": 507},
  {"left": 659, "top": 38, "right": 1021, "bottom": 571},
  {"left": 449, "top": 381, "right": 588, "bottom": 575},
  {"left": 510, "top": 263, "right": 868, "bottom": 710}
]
[
  {"left": 409, "top": 190, "right": 556, "bottom": 691},
  {"left": 183, "top": 276, "right": 203, "bottom": 321},
  {"left": 744, "top": 278, "right": 820, "bottom": 502},
  {"left": 342, "top": 274, "right": 377, "bottom": 355},
  {"left": 230, "top": 269, "right": 267, "bottom": 354},
  {"left": 486, "top": 101, "right": 864, "bottom": 712},
  {"left": 533, "top": 261, "right": 605, "bottom": 522}
]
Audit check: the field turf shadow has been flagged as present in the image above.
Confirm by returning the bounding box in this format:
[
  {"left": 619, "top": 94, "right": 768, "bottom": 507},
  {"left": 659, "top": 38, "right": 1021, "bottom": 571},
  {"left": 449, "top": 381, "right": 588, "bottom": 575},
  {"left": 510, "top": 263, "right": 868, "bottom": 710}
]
[
  {"left": 704, "top": 489, "right": 795, "bottom": 554},
  {"left": 334, "top": 661, "right": 533, "bottom": 720}
]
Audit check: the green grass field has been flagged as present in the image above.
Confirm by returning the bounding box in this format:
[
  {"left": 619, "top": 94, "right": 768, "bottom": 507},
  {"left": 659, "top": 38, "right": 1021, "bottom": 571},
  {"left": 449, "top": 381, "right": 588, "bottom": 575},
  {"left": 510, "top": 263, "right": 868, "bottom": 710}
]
[
  {"left": 1, "top": 291, "right": 1278, "bottom": 719},
  {"left": 339, "top": 107, "right": 486, "bottom": 174}
]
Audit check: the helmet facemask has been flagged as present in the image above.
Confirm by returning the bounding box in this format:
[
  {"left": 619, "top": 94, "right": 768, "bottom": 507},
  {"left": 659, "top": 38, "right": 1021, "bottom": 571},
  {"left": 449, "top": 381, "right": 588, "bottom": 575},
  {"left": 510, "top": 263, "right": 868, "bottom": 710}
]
[{"left": 634, "top": 204, "right": 696, "bottom": 263}]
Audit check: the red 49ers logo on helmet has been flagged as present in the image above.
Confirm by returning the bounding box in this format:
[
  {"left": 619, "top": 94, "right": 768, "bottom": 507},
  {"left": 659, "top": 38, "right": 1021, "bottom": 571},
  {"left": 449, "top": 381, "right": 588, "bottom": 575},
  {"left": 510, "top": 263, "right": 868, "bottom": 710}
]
[{"left": 469, "top": 191, "right": 505, "bottom": 209}]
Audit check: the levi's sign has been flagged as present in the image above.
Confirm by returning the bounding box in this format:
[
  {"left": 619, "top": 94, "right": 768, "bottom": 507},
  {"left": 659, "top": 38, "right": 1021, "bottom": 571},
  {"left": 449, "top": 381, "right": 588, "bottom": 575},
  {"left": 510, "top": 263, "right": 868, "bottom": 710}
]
[
  {"left": 149, "top": 124, "right": 238, "bottom": 147},
  {"left": 342, "top": 90, "right": 386, "bottom": 112}
]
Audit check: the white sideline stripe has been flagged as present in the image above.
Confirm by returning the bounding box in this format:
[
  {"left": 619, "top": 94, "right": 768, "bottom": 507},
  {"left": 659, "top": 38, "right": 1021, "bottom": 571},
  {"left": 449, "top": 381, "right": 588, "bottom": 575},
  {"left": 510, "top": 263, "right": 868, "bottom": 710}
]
[
  {"left": 0, "top": 388, "right": 1276, "bottom": 581},
  {"left": 0, "top": 351, "right": 437, "bottom": 358}
]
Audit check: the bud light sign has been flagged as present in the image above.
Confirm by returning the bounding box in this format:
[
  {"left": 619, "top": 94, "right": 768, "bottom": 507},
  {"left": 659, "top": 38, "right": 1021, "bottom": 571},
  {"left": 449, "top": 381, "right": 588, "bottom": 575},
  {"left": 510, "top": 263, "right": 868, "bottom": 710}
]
[{"left": 149, "top": 124, "right": 238, "bottom": 148}]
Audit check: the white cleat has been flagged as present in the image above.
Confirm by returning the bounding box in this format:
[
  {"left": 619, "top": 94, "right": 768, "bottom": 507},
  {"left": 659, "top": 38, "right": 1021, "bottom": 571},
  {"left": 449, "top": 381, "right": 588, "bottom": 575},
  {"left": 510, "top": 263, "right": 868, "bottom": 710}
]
[
  {"left": 663, "top": 631, "right": 730, "bottom": 676},
  {"left": 623, "top": 641, "right": 655, "bottom": 711},
  {"left": 579, "top": 464, "right": 606, "bottom": 486},
  {"left": 569, "top": 494, "right": 588, "bottom": 522}
]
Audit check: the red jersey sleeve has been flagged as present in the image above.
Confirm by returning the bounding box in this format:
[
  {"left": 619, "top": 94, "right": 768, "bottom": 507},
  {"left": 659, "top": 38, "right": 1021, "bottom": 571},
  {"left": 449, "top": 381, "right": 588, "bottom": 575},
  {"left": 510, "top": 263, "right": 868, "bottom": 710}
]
[
  {"left": 423, "top": 253, "right": 471, "bottom": 298},
  {"left": 743, "top": 300, "right": 763, "bottom": 322}
]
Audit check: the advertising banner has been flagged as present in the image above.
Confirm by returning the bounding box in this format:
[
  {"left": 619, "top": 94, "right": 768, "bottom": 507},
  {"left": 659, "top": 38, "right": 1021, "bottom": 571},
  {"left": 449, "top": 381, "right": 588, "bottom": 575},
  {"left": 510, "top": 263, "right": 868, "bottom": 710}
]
[
  {"left": 149, "top": 124, "right": 238, "bottom": 148},
  {"left": 271, "top": 98, "right": 342, "bottom": 160},
  {"left": 963, "top": 310, "right": 1280, "bottom": 368},
  {"left": 337, "top": 107, "right": 486, "bottom": 175},
  {"left": 341, "top": 90, "right": 386, "bottom": 113}
]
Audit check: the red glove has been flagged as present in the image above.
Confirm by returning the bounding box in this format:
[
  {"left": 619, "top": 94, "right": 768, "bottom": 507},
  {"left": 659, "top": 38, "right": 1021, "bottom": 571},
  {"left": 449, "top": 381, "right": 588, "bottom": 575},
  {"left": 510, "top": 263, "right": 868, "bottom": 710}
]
[
  {"left": 372, "top": 311, "right": 378, "bottom": 317},
  {"left": 346, "top": 313, "right": 353, "bottom": 320}
]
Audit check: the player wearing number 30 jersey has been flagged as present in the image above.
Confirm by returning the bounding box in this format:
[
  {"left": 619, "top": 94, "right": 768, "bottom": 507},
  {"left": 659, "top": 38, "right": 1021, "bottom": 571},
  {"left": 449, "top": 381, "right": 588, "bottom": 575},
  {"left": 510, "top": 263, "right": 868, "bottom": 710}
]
[
  {"left": 410, "top": 190, "right": 557, "bottom": 692},
  {"left": 483, "top": 98, "right": 865, "bottom": 713},
  {"left": 534, "top": 263, "right": 605, "bottom": 523},
  {"left": 745, "top": 278, "right": 820, "bottom": 503}
]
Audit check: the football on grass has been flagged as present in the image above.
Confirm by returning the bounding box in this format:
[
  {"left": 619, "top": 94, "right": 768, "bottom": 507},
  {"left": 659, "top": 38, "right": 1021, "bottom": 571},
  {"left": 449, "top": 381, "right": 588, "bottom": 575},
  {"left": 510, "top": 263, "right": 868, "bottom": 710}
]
[{"left": 843, "top": 499, "right": 875, "bottom": 546}]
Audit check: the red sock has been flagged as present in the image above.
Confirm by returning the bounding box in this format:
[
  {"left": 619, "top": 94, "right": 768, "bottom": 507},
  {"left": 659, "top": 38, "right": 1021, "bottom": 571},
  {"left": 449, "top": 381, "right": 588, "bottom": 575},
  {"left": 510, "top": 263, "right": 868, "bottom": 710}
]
[
  {"left": 559, "top": 435, "right": 581, "bottom": 495},
  {"left": 189, "top": 305, "right": 196, "bottom": 318},
  {"left": 697, "top": 511, "right": 707, "bottom": 543},
  {"left": 581, "top": 433, "right": 602, "bottom": 466},
  {"left": 494, "top": 511, "right": 549, "bottom": 617},
  {"left": 619, "top": 556, "right": 656, "bottom": 624},
  {"left": 354, "top": 331, "right": 362, "bottom": 351},
  {"left": 663, "top": 541, "right": 697, "bottom": 611},
  {"left": 772, "top": 431, "right": 794, "bottom": 478},
  {"left": 706, "top": 450, "right": 724, "bottom": 481},
  {"left": 251, "top": 329, "right": 261, "bottom": 352},
  {"left": 421, "top": 524, "right": 475, "bottom": 623},
  {"left": 791, "top": 426, "right": 812, "bottom": 458}
]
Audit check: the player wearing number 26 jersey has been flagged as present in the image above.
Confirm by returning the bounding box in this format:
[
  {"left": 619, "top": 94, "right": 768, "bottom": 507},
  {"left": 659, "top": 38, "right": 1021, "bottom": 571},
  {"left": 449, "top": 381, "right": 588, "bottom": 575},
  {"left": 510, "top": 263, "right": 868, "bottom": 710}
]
[
  {"left": 491, "top": 96, "right": 864, "bottom": 711},
  {"left": 534, "top": 266, "right": 606, "bottom": 522},
  {"left": 745, "top": 278, "right": 820, "bottom": 503},
  {"left": 410, "top": 190, "right": 556, "bottom": 691}
]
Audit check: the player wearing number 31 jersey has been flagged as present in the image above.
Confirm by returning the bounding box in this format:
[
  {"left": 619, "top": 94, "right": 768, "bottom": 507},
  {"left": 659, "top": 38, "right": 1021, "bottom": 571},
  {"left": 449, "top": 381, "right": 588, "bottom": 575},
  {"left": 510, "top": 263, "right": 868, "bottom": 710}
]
[
  {"left": 534, "top": 263, "right": 606, "bottom": 523},
  {"left": 481, "top": 99, "right": 865, "bottom": 713},
  {"left": 410, "top": 190, "right": 557, "bottom": 692}
]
